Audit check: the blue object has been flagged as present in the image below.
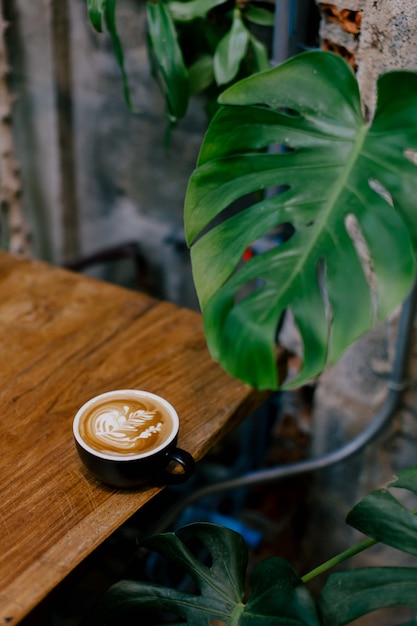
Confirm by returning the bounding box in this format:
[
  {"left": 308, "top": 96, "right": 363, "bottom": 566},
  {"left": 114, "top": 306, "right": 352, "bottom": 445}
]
[{"left": 177, "top": 506, "right": 263, "bottom": 549}]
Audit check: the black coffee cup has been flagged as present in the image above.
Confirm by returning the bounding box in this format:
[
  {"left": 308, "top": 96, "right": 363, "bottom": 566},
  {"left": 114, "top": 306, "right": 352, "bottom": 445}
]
[{"left": 73, "top": 389, "right": 195, "bottom": 488}]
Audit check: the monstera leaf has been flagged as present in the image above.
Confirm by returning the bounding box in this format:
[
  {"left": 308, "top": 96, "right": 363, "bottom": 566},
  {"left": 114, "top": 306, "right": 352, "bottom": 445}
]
[
  {"left": 346, "top": 466, "right": 417, "bottom": 556},
  {"left": 184, "top": 51, "right": 417, "bottom": 390},
  {"left": 318, "top": 467, "right": 417, "bottom": 625},
  {"left": 90, "top": 522, "right": 320, "bottom": 625},
  {"left": 319, "top": 568, "right": 417, "bottom": 625}
]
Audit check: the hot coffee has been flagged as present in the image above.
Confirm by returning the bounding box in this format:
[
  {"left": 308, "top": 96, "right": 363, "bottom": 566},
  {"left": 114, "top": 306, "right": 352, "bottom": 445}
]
[
  {"left": 78, "top": 397, "right": 173, "bottom": 457},
  {"left": 73, "top": 389, "right": 195, "bottom": 487}
]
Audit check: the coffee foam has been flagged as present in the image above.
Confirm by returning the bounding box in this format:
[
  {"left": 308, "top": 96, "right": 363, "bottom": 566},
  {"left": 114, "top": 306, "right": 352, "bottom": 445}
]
[{"left": 77, "top": 397, "right": 173, "bottom": 457}]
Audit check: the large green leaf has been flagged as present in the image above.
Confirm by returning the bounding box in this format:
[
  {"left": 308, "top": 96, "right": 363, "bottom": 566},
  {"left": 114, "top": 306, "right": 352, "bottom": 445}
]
[
  {"left": 90, "top": 522, "right": 319, "bottom": 625},
  {"left": 184, "top": 50, "right": 417, "bottom": 390},
  {"left": 319, "top": 568, "right": 417, "bottom": 625},
  {"left": 147, "top": 0, "right": 190, "bottom": 121}
]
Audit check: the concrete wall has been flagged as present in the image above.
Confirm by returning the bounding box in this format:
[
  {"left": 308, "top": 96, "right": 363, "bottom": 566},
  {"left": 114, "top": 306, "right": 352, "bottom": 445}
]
[{"left": 8, "top": 0, "right": 204, "bottom": 307}]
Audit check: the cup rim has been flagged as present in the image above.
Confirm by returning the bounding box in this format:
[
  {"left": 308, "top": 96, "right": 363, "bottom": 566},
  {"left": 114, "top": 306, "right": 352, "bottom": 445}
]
[{"left": 73, "top": 389, "right": 179, "bottom": 461}]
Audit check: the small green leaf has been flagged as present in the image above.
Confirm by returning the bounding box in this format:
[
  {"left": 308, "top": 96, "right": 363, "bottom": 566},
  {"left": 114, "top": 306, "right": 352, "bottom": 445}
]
[
  {"left": 147, "top": 0, "right": 190, "bottom": 121},
  {"left": 244, "top": 4, "right": 275, "bottom": 26},
  {"left": 347, "top": 489, "right": 417, "bottom": 556},
  {"left": 213, "top": 9, "right": 250, "bottom": 85},
  {"left": 389, "top": 466, "right": 417, "bottom": 496},
  {"left": 249, "top": 34, "right": 270, "bottom": 72},
  {"left": 188, "top": 55, "right": 215, "bottom": 94},
  {"left": 86, "top": 0, "right": 136, "bottom": 109},
  {"left": 103, "top": 0, "right": 135, "bottom": 109},
  {"left": 168, "top": 0, "right": 227, "bottom": 21},
  {"left": 319, "top": 568, "right": 417, "bottom": 626},
  {"left": 86, "top": 0, "right": 135, "bottom": 109},
  {"left": 86, "top": 0, "right": 105, "bottom": 32}
]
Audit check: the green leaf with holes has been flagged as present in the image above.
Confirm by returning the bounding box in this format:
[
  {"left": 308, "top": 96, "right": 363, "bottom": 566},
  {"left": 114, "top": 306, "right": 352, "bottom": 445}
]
[
  {"left": 89, "top": 523, "right": 319, "bottom": 625},
  {"left": 318, "top": 469, "right": 417, "bottom": 625},
  {"left": 346, "top": 466, "right": 417, "bottom": 555},
  {"left": 184, "top": 50, "right": 417, "bottom": 390}
]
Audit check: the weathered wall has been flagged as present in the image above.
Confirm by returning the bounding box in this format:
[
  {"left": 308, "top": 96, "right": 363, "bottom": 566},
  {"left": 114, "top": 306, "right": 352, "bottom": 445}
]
[
  {"left": 7, "top": 0, "right": 204, "bottom": 306},
  {"left": 300, "top": 4, "right": 417, "bottom": 612},
  {"left": 356, "top": 0, "right": 417, "bottom": 116}
]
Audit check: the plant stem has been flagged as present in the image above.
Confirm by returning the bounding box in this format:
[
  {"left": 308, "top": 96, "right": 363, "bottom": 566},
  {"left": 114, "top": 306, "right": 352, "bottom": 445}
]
[
  {"left": 229, "top": 603, "right": 245, "bottom": 625},
  {"left": 301, "top": 508, "right": 417, "bottom": 584},
  {"left": 301, "top": 537, "right": 377, "bottom": 584}
]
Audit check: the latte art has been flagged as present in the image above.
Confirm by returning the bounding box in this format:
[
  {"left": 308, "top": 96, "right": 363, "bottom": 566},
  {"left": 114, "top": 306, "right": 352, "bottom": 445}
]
[
  {"left": 79, "top": 398, "right": 172, "bottom": 456},
  {"left": 95, "top": 407, "right": 162, "bottom": 448}
]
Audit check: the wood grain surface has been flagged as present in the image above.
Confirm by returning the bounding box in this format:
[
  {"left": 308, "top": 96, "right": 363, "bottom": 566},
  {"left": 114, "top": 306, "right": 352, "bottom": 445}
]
[{"left": 0, "top": 252, "right": 267, "bottom": 624}]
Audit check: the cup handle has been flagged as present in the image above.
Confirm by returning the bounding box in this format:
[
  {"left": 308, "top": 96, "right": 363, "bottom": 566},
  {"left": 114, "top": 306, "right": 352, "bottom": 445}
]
[{"left": 162, "top": 448, "right": 195, "bottom": 484}]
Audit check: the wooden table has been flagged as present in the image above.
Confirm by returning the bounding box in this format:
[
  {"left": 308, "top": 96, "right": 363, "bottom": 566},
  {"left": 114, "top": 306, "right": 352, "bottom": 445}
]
[{"left": 0, "top": 252, "right": 267, "bottom": 624}]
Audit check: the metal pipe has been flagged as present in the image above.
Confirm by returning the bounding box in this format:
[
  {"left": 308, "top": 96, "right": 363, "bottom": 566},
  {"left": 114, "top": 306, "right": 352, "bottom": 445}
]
[
  {"left": 272, "top": 0, "right": 292, "bottom": 64},
  {"left": 150, "top": 280, "right": 417, "bottom": 535}
]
